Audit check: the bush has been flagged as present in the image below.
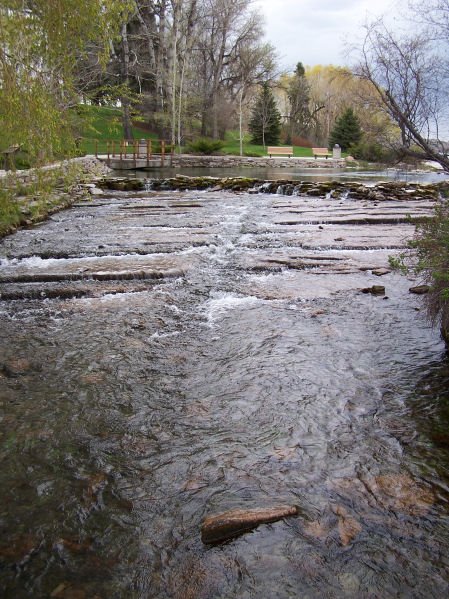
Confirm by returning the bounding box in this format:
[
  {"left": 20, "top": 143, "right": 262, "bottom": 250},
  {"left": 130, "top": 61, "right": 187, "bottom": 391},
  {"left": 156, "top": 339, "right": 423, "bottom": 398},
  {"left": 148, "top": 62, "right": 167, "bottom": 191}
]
[
  {"left": 290, "top": 135, "right": 312, "bottom": 148},
  {"left": 0, "top": 185, "right": 21, "bottom": 236},
  {"left": 186, "top": 138, "right": 224, "bottom": 155},
  {"left": 390, "top": 199, "right": 449, "bottom": 343},
  {"left": 349, "top": 141, "right": 395, "bottom": 163},
  {"left": 243, "top": 151, "right": 264, "bottom": 157}
]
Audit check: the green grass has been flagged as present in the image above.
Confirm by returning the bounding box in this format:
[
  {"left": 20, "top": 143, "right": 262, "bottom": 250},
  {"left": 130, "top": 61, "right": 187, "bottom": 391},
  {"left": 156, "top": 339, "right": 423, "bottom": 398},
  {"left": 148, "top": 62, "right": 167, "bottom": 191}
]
[
  {"left": 220, "top": 132, "right": 315, "bottom": 157},
  {"left": 74, "top": 105, "right": 157, "bottom": 155},
  {"left": 74, "top": 108, "right": 331, "bottom": 158}
]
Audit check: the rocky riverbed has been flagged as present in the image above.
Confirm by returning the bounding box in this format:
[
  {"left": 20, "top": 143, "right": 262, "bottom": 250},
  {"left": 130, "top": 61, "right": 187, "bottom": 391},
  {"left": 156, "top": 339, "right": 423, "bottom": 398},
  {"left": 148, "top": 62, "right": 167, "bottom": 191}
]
[
  {"left": 1, "top": 178, "right": 449, "bottom": 598},
  {"left": 97, "top": 173, "right": 448, "bottom": 199}
]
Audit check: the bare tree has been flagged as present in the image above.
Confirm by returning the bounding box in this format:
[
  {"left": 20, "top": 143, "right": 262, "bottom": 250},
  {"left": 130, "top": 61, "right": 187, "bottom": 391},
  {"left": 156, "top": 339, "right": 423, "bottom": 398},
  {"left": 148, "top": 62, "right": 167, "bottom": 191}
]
[
  {"left": 194, "top": 0, "right": 272, "bottom": 139},
  {"left": 354, "top": 16, "right": 449, "bottom": 169}
]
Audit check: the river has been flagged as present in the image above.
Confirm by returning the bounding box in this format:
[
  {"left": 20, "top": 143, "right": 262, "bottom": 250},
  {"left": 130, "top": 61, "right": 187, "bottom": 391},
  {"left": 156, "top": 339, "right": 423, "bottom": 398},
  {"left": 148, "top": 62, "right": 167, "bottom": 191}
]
[{"left": 1, "top": 175, "right": 449, "bottom": 598}]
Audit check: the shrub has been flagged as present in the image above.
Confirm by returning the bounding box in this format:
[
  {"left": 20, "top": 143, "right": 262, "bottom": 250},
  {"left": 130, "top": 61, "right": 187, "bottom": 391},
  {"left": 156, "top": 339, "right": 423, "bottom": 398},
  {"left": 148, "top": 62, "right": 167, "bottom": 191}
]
[
  {"left": 390, "top": 198, "right": 449, "bottom": 343},
  {"left": 243, "top": 151, "right": 264, "bottom": 157},
  {"left": 0, "top": 185, "right": 21, "bottom": 236},
  {"left": 291, "top": 135, "right": 312, "bottom": 148},
  {"left": 186, "top": 138, "right": 224, "bottom": 155},
  {"left": 349, "top": 140, "right": 394, "bottom": 163}
]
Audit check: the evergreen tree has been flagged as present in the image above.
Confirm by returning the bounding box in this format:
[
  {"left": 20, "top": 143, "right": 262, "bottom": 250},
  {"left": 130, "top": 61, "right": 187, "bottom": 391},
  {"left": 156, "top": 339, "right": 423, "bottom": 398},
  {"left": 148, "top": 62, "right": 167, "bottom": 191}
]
[
  {"left": 328, "top": 108, "right": 362, "bottom": 151},
  {"left": 288, "top": 62, "right": 311, "bottom": 138},
  {"left": 249, "top": 83, "right": 282, "bottom": 146}
]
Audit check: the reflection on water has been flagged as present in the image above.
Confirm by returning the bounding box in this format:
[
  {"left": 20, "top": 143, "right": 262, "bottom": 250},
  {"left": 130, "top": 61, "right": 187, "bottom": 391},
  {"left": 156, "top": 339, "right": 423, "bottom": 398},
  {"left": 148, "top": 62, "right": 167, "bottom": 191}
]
[
  {"left": 1, "top": 186, "right": 449, "bottom": 598},
  {"left": 113, "top": 165, "right": 449, "bottom": 184}
]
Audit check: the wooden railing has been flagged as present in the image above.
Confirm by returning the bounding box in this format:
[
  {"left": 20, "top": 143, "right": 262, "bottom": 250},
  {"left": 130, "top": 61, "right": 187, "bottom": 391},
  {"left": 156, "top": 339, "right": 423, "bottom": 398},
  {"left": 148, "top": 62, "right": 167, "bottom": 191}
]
[{"left": 94, "top": 139, "right": 174, "bottom": 167}]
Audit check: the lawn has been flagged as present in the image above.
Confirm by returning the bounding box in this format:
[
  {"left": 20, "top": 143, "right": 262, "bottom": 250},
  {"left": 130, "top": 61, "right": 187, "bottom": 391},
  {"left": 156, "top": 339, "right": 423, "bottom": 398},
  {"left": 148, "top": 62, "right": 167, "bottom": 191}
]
[
  {"left": 75, "top": 106, "right": 319, "bottom": 158},
  {"left": 75, "top": 105, "right": 157, "bottom": 155},
  {"left": 215, "top": 131, "right": 315, "bottom": 158}
]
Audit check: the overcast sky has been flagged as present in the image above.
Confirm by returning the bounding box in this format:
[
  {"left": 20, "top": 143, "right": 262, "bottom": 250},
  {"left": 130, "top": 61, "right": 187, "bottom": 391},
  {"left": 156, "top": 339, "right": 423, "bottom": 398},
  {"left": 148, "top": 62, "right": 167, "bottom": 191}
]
[{"left": 253, "top": 0, "right": 399, "bottom": 71}]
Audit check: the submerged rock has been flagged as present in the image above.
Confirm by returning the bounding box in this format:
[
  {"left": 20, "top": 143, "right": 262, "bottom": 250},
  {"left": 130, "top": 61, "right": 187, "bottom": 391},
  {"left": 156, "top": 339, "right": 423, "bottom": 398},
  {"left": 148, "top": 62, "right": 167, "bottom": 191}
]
[
  {"left": 409, "top": 285, "right": 430, "bottom": 294},
  {"left": 372, "top": 268, "right": 391, "bottom": 276},
  {"left": 201, "top": 505, "right": 298, "bottom": 544},
  {"left": 333, "top": 505, "right": 362, "bottom": 546},
  {"left": 361, "top": 285, "right": 386, "bottom": 296}
]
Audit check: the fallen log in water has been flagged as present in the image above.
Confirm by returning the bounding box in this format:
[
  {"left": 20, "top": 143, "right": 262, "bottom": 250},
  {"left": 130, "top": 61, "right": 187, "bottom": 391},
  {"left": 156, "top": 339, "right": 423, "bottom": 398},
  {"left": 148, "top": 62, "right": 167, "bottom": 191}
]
[{"left": 201, "top": 505, "right": 298, "bottom": 544}]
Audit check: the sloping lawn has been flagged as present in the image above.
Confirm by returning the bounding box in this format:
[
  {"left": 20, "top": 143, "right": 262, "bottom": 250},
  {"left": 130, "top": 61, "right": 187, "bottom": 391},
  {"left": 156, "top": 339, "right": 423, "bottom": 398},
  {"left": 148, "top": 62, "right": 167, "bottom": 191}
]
[
  {"left": 75, "top": 105, "right": 157, "bottom": 155},
  {"left": 75, "top": 110, "right": 322, "bottom": 158}
]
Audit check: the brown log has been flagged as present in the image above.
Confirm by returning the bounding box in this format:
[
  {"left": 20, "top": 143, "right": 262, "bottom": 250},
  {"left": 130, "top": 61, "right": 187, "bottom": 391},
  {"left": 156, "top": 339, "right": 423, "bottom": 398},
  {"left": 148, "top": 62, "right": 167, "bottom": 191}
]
[{"left": 201, "top": 505, "right": 298, "bottom": 544}]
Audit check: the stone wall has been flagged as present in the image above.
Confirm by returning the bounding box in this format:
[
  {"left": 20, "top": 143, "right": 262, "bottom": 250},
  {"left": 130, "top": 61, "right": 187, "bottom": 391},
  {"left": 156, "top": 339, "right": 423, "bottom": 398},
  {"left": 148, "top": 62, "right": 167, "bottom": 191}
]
[
  {"left": 170, "top": 154, "right": 347, "bottom": 169},
  {"left": 0, "top": 156, "right": 111, "bottom": 186}
]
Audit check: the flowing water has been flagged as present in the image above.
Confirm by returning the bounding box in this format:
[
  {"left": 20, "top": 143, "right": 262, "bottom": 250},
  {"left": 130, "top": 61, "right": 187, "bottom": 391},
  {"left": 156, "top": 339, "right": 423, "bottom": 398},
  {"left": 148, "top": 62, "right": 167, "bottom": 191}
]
[{"left": 1, "top": 183, "right": 449, "bottom": 598}]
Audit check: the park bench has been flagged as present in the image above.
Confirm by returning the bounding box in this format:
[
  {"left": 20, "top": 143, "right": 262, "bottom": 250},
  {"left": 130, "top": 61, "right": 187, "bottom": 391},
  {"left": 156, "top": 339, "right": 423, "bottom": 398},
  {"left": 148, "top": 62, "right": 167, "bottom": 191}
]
[
  {"left": 0, "top": 144, "right": 21, "bottom": 169},
  {"left": 312, "top": 147, "right": 332, "bottom": 159},
  {"left": 267, "top": 146, "right": 293, "bottom": 157}
]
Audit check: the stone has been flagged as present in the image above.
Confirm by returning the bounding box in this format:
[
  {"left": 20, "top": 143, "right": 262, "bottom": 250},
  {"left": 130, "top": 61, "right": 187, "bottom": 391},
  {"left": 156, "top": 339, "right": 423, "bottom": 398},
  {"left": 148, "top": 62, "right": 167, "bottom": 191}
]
[
  {"left": 409, "top": 285, "right": 430, "bottom": 294},
  {"left": 201, "top": 505, "right": 298, "bottom": 544},
  {"left": 372, "top": 268, "right": 391, "bottom": 276},
  {"left": 333, "top": 505, "right": 362, "bottom": 546},
  {"left": 361, "top": 285, "right": 385, "bottom": 295},
  {"left": 88, "top": 186, "right": 104, "bottom": 196},
  {"left": 365, "top": 473, "right": 434, "bottom": 516},
  {"left": 339, "top": 573, "right": 360, "bottom": 593}
]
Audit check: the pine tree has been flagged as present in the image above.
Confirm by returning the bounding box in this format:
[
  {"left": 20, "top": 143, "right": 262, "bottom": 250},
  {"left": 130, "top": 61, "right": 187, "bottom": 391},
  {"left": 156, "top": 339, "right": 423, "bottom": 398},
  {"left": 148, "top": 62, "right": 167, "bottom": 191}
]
[
  {"left": 328, "top": 108, "right": 362, "bottom": 151},
  {"left": 249, "top": 83, "right": 282, "bottom": 146},
  {"left": 288, "top": 62, "right": 311, "bottom": 138}
]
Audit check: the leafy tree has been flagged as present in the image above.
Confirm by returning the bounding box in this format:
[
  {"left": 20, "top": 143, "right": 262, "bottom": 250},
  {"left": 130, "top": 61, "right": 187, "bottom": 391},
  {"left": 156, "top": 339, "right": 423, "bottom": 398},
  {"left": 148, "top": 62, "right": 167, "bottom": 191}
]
[
  {"left": 0, "top": 0, "right": 129, "bottom": 165},
  {"left": 328, "top": 108, "right": 362, "bottom": 151},
  {"left": 248, "top": 82, "right": 282, "bottom": 146}
]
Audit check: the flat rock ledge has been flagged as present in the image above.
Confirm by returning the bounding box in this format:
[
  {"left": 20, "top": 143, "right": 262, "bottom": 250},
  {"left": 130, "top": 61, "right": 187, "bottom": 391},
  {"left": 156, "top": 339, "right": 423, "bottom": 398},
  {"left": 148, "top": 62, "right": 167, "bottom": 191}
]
[
  {"left": 201, "top": 505, "right": 298, "bottom": 544},
  {"left": 97, "top": 175, "right": 449, "bottom": 201}
]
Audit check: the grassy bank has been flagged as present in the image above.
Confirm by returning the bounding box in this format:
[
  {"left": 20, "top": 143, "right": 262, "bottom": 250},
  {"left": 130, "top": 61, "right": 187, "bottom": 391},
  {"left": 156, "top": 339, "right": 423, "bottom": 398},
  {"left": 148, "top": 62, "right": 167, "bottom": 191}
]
[
  {"left": 76, "top": 106, "right": 157, "bottom": 155},
  {"left": 75, "top": 106, "right": 320, "bottom": 158}
]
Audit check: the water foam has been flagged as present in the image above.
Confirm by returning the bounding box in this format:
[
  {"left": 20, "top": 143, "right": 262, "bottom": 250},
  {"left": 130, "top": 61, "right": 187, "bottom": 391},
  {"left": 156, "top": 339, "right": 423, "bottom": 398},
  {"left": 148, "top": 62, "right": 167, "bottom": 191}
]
[{"left": 202, "top": 291, "right": 260, "bottom": 326}]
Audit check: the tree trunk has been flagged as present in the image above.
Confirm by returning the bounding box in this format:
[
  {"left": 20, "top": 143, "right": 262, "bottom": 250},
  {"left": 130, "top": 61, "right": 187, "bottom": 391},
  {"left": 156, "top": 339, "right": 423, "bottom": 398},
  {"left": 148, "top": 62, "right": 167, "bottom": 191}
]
[{"left": 121, "top": 22, "right": 133, "bottom": 140}]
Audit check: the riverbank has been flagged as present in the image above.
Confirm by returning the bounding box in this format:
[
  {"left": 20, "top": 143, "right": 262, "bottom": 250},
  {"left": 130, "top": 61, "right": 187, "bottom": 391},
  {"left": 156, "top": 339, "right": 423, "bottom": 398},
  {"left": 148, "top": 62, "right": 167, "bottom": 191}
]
[{"left": 0, "top": 157, "right": 111, "bottom": 238}]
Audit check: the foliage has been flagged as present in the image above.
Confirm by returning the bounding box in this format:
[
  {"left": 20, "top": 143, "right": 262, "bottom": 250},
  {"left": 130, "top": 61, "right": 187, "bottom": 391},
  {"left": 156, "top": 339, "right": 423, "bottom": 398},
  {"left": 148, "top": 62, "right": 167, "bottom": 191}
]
[
  {"left": 248, "top": 83, "right": 282, "bottom": 146},
  {"left": 289, "top": 135, "right": 313, "bottom": 148},
  {"left": 389, "top": 199, "right": 449, "bottom": 342},
  {"left": 328, "top": 108, "right": 362, "bottom": 152},
  {"left": 0, "top": 1, "right": 129, "bottom": 166},
  {"left": 349, "top": 140, "right": 395, "bottom": 162},
  {"left": 186, "top": 138, "right": 224, "bottom": 155},
  {"left": 287, "top": 62, "right": 312, "bottom": 138},
  {"left": 0, "top": 164, "right": 85, "bottom": 237},
  {"left": 0, "top": 184, "right": 21, "bottom": 236}
]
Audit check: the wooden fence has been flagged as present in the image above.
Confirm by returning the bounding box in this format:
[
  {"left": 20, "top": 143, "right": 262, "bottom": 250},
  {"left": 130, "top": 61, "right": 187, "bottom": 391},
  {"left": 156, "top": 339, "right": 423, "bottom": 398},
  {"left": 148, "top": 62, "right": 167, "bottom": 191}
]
[{"left": 94, "top": 139, "right": 174, "bottom": 167}]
